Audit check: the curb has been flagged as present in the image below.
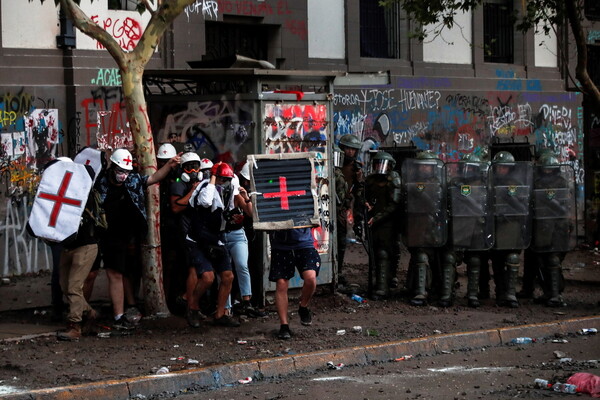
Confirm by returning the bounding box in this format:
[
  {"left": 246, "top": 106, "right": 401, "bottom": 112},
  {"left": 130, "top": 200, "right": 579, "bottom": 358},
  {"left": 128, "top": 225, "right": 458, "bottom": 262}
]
[{"left": 3, "top": 315, "right": 599, "bottom": 400}]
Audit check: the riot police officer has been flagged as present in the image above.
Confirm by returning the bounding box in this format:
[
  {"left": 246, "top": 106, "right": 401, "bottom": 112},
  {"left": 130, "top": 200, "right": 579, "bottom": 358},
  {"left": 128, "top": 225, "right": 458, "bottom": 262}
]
[
  {"left": 402, "top": 151, "right": 447, "bottom": 306},
  {"left": 333, "top": 145, "right": 350, "bottom": 285},
  {"left": 338, "top": 134, "right": 365, "bottom": 245},
  {"left": 490, "top": 151, "right": 533, "bottom": 308},
  {"left": 530, "top": 155, "right": 575, "bottom": 307},
  {"left": 364, "top": 151, "right": 401, "bottom": 298},
  {"left": 446, "top": 154, "right": 494, "bottom": 307}
]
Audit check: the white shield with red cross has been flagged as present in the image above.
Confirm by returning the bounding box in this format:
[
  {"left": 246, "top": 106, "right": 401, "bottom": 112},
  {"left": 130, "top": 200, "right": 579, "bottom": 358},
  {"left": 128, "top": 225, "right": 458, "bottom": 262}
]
[
  {"left": 74, "top": 147, "right": 103, "bottom": 182},
  {"left": 29, "top": 160, "right": 93, "bottom": 242}
]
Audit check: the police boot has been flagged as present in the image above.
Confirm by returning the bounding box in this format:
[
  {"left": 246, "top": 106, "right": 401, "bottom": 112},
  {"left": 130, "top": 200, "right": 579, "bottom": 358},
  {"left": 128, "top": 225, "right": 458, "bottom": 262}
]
[
  {"left": 498, "top": 254, "right": 519, "bottom": 308},
  {"left": 545, "top": 256, "right": 567, "bottom": 307},
  {"left": 410, "top": 253, "right": 428, "bottom": 306},
  {"left": 438, "top": 253, "right": 456, "bottom": 308},
  {"left": 466, "top": 256, "right": 480, "bottom": 308},
  {"left": 373, "top": 249, "right": 389, "bottom": 299}
]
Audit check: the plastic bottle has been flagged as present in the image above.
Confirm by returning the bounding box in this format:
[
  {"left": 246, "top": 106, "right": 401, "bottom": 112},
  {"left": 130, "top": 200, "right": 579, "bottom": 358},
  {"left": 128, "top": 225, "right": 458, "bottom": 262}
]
[
  {"left": 534, "top": 378, "right": 551, "bottom": 389},
  {"left": 579, "top": 328, "right": 598, "bottom": 335},
  {"left": 552, "top": 382, "right": 578, "bottom": 393},
  {"left": 351, "top": 294, "right": 367, "bottom": 303},
  {"left": 511, "top": 337, "right": 535, "bottom": 344}
]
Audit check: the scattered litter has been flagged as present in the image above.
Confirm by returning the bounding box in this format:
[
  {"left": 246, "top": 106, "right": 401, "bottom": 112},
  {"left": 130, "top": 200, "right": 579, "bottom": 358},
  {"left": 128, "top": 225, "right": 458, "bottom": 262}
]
[
  {"left": 238, "top": 377, "right": 252, "bottom": 384},
  {"left": 511, "top": 337, "right": 535, "bottom": 344},
  {"left": 394, "top": 355, "right": 413, "bottom": 361},
  {"left": 567, "top": 372, "right": 600, "bottom": 396},
  {"left": 336, "top": 330, "right": 346, "bottom": 336},
  {"left": 327, "top": 362, "right": 344, "bottom": 370},
  {"left": 195, "top": 343, "right": 204, "bottom": 347},
  {"left": 237, "top": 340, "right": 248, "bottom": 345},
  {"left": 187, "top": 359, "right": 199, "bottom": 365},
  {"left": 552, "top": 339, "right": 569, "bottom": 343},
  {"left": 441, "top": 350, "right": 452, "bottom": 354},
  {"left": 352, "top": 326, "right": 362, "bottom": 333},
  {"left": 433, "top": 330, "right": 442, "bottom": 334},
  {"left": 578, "top": 328, "right": 598, "bottom": 335},
  {"left": 351, "top": 294, "right": 367, "bottom": 304},
  {"left": 553, "top": 311, "right": 566, "bottom": 316},
  {"left": 553, "top": 351, "right": 567, "bottom": 359},
  {"left": 559, "top": 358, "right": 573, "bottom": 363},
  {"left": 155, "top": 367, "right": 169, "bottom": 375},
  {"left": 366, "top": 329, "right": 379, "bottom": 337},
  {"left": 97, "top": 332, "right": 111, "bottom": 338}
]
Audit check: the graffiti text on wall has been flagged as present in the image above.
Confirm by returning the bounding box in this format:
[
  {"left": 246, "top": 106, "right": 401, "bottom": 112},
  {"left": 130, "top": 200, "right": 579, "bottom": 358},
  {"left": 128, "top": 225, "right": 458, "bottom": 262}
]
[
  {"left": 185, "top": 0, "right": 219, "bottom": 20},
  {"left": 1, "top": 196, "right": 51, "bottom": 276},
  {"left": 90, "top": 15, "right": 143, "bottom": 51},
  {"left": 90, "top": 68, "right": 122, "bottom": 86}
]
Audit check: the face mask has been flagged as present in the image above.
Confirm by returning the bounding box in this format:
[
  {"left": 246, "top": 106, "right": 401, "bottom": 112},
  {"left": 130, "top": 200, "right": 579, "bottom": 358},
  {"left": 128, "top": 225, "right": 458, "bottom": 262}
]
[
  {"left": 115, "top": 171, "right": 129, "bottom": 183},
  {"left": 216, "top": 180, "right": 232, "bottom": 192}
]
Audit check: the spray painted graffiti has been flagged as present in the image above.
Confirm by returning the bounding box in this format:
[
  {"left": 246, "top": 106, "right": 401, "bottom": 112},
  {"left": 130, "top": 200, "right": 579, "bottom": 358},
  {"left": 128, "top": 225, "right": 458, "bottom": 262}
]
[
  {"left": 90, "top": 68, "right": 122, "bottom": 86},
  {"left": 184, "top": 0, "right": 219, "bottom": 20},
  {"left": 90, "top": 15, "right": 143, "bottom": 51},
  {"left": 155, "top": 100, "right": 254, "bottom": 163},
  {"left": 1, "top": 197, "right": 51, "bottom": 276},
  {"left": 80, "top": 87, "right": 132, "bottom": 150},
  {"left": 263, "top": 103, "right": 331, "bottom": 254}
]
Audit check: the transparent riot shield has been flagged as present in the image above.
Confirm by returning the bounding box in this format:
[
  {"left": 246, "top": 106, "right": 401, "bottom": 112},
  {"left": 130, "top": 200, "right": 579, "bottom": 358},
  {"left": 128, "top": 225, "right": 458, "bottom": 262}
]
[
  {"left": 531, "top": 164, "right": 576, "bottom": 252},
  {"left": 490, "top": 161, "right": 533, "bottom": 250},
  {"left": 445, "top": 161, "right": 494, "bottom": 250},
  {"left": 401, "top": 158, "right": 447, "bottom": 248}
]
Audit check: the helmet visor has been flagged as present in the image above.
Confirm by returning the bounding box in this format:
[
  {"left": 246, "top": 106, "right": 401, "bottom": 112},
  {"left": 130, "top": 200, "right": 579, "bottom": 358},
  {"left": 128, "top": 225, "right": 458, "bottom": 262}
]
[{"left": 371, "top": 159, "right": 392, "bottom": 175}]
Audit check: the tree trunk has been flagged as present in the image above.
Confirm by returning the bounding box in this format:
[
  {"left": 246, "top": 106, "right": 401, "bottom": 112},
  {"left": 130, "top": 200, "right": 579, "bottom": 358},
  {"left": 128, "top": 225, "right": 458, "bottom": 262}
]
[{"left": 121, "top": 64, "right": 169, "bottom": 317}]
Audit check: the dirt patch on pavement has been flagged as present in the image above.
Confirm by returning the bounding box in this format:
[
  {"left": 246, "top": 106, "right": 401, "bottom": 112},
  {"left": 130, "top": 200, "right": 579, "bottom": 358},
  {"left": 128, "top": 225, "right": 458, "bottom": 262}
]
[{"left": 1, "top": 244, "right": 599, "bottom": 391}]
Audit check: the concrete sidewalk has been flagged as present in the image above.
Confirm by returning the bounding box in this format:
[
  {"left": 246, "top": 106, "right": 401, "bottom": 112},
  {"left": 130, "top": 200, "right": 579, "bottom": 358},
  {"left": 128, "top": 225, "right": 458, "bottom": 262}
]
[{"left": 2, "top": 315, "right": 599, "bottom": 400}]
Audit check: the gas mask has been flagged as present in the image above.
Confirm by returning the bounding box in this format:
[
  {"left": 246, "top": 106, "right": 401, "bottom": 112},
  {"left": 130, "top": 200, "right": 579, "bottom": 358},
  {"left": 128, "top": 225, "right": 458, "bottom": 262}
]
[
  {"left": 112, "top": 168, "right": 130, "bottom": 184},
  {"left": 181, "top": 171, "right": 199, "bottom": 183}
]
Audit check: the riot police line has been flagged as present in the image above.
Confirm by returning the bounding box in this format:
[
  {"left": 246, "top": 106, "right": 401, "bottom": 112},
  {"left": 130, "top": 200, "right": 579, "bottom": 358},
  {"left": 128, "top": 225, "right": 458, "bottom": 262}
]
[{"left": 337, "top": 145, "right": 577, "bottom": 309}]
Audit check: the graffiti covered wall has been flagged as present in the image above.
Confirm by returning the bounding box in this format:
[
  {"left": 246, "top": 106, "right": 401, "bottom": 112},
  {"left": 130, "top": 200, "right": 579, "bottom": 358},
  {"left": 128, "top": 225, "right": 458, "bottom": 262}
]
[
  {"left": 334, "top": 75, "right": 584, "bottom": 222},
  {"left": 0, "top": 89, "right": 66, "bottom": 276}
]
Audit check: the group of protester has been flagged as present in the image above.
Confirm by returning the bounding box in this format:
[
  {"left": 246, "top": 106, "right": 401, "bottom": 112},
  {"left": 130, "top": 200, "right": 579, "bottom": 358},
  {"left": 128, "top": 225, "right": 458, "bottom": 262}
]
[
  {"left": 45, "top": 134, "right": 575, "bottom": 342},
  {"left": 335, "top": 134, "right": 575, "bottom": 311},
  {"left": 47, "top": 144, "right": 318, "bottom": 341}
]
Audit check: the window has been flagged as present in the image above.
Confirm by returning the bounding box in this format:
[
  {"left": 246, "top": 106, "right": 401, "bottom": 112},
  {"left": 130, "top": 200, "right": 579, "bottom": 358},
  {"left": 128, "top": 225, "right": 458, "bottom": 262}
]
[
  {"left": 585, "top": 0, "right": 600, "bottom": 21},
  {"left": 483, "top": 0, "right": 514, "bottom": 63},
  {"left": 108, "top": 0, "right": 138, "bottom": 11},
  {"left": 205, "top": 22, "right": 268, "bottom": 62},
  {"left": 360, "top": 0, "right": 401, "bottom": 58}
]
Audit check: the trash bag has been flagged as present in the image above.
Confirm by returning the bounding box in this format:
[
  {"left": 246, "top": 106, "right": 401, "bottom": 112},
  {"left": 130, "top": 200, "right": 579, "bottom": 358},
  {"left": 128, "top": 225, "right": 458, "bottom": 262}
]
[{"left": 567, "top": 372, "right": 600, "bottom": 397}]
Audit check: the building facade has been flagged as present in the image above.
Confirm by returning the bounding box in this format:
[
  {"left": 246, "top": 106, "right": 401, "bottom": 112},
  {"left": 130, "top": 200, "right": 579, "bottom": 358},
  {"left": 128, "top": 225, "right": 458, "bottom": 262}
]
[{"left": 0, "top": 0, "right": 598, "bottom": 277}]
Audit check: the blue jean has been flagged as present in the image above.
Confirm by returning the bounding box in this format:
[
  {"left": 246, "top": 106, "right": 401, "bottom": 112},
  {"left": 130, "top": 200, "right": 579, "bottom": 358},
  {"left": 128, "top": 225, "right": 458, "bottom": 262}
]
[{"left": 223, "top": 228, "right": 252, "bottom": 302}]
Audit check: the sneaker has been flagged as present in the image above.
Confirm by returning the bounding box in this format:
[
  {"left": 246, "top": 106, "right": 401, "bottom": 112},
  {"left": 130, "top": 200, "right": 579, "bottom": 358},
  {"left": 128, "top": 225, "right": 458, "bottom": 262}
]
[
  {"left": 240, "top": 301, "right": 267, "bottom": 318},
  {"left": 213, "top": 315, "right": 241, "bottom": 328},
  {"left": 277, "top": 325, "right": 292, "bottom": 340},
  {"left": 125, "top": 306, "right": 142, "bottom": 325},
  {"left": 57, "top": 323, "right": 81, "bottom": 341},
  {"left": 186, "top": 309, "right": 203, "bottom": 328},
  {"left": 298, "top": 306, "right": 312, "bottom": 326},
  {"left": 113, "top": 315, "right": 136, "bottom": 331}
]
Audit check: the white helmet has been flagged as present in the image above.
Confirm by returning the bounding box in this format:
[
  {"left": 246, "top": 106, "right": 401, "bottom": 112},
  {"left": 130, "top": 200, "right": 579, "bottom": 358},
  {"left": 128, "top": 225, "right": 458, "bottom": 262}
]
[
  {"left": 200, "top": 158, "right": 213, "bottom": 170},
  {"left": 239, "top": 162, "right": 250, "bottom": 180},
  {"left": 56, "top": 156, "right": 72, "bottom": 162},
  {"left": 157, "top": 143, "right": 177, "bottom": 159},
  {"left": 110, "top": 148, "right": 134, "bottom": 170},
  {"left": 180, "top": 152, "right": 201, "bottom": 165}
]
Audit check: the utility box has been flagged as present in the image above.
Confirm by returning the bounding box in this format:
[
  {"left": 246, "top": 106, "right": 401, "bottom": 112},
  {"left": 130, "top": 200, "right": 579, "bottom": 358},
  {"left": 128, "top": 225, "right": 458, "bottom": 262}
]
[{"left": 144, "top": 68, "right": 340, "bottom": 304}]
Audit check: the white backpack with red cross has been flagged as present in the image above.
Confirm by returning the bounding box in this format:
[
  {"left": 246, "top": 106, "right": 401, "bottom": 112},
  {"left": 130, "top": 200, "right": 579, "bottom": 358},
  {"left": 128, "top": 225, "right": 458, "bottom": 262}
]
[{"left": 28, "top": 158, "right": 94, "bottom": 243}]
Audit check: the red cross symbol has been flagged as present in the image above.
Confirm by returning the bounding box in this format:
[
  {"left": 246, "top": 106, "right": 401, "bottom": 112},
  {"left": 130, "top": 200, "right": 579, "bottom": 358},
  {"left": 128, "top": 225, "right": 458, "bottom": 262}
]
[
  {"left": 85, "top": 160, "right": 91, "bottom": 165},
  {"left": 263, "top": 176, "right": 306, "bottom": 210},
  {"left": 38, "top": 171, "right": 82, "bottom": 227},
  {"left": 123, "top": 156, "right": 132, "bottom": 166}
]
